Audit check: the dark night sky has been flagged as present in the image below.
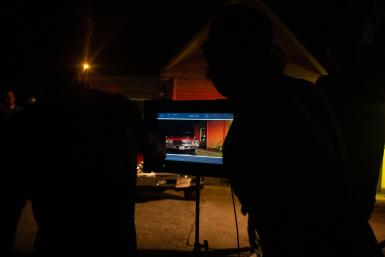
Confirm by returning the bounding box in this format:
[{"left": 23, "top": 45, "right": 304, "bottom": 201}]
[
  {"left": 0, "top": 1, "right": 362, "bottom": 78},
  {"left": 73, "top": 1, "right": 225, "bottom": 75},
  {"left": 263, "top": 0, "right": 347, "bottom": 69},
  {"left": 86, "top": 0, "right": 356, "bottom": 76},
  {"left": 0, "top": 1, "right": 223, "bottom": 79},
  {"left": 85, "top": 0, "right": 339, "bottom": 75},
  {"left": 86, "top": 0, "right": 367, "bottom": 77}
]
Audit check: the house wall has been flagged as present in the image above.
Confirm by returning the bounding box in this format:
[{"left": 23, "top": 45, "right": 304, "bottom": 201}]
[
  {"left": 206, "top": 120, "right": 232, "bottom": 150},
  {"left": 171, "top": 78, "right": 226, "bottom": 100}
]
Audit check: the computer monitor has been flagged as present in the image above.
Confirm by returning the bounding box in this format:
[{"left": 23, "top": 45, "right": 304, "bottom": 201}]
[{"left": 143, "top": 100, "right": 234, "bottom": 177}]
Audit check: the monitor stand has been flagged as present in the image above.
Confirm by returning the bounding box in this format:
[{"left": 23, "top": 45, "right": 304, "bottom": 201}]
[{"left": 193, "top": 175, "right": 209, "bottom": 256}]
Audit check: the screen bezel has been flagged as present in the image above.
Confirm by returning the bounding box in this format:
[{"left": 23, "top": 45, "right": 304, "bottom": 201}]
[{"left": 143, "top": 99, "right": 234, "bottom": 177}]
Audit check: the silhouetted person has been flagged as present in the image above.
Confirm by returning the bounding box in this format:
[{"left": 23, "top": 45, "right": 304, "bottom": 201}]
[
  {"left": 1, "top": 2, "right": 142, "bottom": 256},
  {"left": 0, "top": 87, "right": 29, "bottom": 257},
  {"left": 28, "top": 89, "right": 141, "bottom": 257},
  {"left": 316, "top": 1, "right": 385, "bottom": 256},
  {"left": 203, "top": 4, "right": 352, "bottom": 257},
  {"left": 0, "top": 89, "right": 23, "bottom": 117},
  {"left": 245, "top": 211, "right": 263, "bottom": 257}
]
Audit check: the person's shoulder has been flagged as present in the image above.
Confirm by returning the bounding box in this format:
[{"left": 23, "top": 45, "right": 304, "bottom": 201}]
[
  {"left": 82, "top": 88, "right": 140, "bottom": 114},
  {"left": 83, "top": 88, "right": 112, "bottom": 102},
  {"left": 111, "top": 93, "right": 135, "bottom": 106},
  {"left": 82, "top": 89, "right": 129, "bottom": 109}
]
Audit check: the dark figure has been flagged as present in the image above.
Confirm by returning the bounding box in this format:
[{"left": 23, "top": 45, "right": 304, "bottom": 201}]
[
  {"left": 27, "top": 88, "right": 141, "bottom": 257},
  {"left": 0, "top": 89, "right": 23, "bottom": 117},
  {"left": 246, "top": 211, "right": 263, "bottom": 257},
  {"left": 203, "top": 4, "right": 352, "bottom": 257},
  {"left": 316, "top": 1, "right": 385, "bottom": 256},
  {"left": 0, "top": 5, "right": 37, "bottom": 256},
  {"left": 1, "top": 2, "right": 142, "bottom": 256},
  {"left": 241, "top": 204, "right": 262, "bottom": 257},
  {"left": 0, "top": 87, "right": 29, "bottom": 257}
]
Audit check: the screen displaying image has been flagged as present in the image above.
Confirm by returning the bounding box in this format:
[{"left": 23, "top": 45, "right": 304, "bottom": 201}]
[{"left": 157, "top": 113, "right": 234, "bottom": 165}]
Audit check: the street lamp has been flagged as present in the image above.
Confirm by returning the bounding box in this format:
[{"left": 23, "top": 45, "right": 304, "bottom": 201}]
[
  {"left": 83, "top": 63, "right": 90, "bottom": 72},
  {"left": 80, "top": 62, "right": 91, "bottom": 88}
]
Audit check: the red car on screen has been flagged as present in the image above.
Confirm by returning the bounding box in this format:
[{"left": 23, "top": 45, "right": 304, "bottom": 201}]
[{"left": 165, "top": 133, "right": 200, "bottom": 155}]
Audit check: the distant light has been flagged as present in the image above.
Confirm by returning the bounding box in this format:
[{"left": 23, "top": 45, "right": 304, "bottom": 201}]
[
  {"left": 83, "top": 63, "right": 90, "bottom": 71},
  {"left": 29, "top": 97, "right": 37, "bottom": 104}
]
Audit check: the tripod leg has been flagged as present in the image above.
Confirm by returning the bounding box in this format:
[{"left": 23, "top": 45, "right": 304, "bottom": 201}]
[{"left": 193, "top": 176, "right": 201, "bottom": 253}]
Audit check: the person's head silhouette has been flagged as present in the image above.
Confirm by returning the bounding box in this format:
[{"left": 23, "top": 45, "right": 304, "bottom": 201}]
[{"left": 203, "top": 4, "right": 283, "bottom": 99}]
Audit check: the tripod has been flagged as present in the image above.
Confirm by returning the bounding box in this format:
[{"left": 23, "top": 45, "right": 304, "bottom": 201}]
[{"left": 192, "top": 175, "right": 209, "bottom": 255}]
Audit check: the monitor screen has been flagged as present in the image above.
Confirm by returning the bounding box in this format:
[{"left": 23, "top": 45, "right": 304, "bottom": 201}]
[
  {"left": 143, "top": 100, "right": 234, "bottom": 177},
  {"left": 157, "top": 112, "right": 233, "bottom": 165}
]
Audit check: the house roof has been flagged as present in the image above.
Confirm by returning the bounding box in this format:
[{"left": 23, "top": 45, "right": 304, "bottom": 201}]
[{"left": 161, "top": 0, "right": 328, "bottom": 83}]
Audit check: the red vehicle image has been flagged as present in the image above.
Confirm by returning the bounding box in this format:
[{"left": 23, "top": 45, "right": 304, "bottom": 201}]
[{"left": 165, "top": 132, "right": 200, "bottom": 155}]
